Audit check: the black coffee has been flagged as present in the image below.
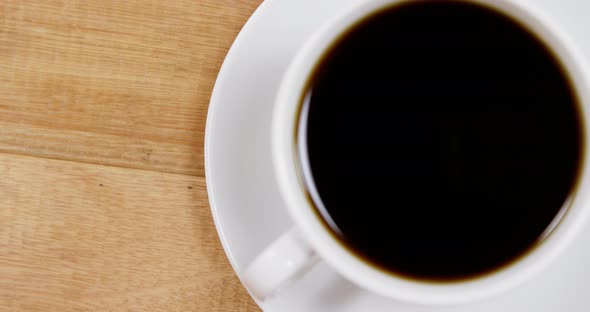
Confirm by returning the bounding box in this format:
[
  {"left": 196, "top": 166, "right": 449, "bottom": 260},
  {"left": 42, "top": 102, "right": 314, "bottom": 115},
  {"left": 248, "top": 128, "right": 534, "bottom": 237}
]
[{"left": 298, "top": 1, "right": 584, "bottom": 281}]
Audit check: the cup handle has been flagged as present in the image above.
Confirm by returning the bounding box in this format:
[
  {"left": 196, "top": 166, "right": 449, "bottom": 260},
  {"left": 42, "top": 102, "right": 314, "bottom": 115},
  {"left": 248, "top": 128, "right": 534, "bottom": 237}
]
[{"left": 242, "top": 227, "right": 320, "bottom": 301}]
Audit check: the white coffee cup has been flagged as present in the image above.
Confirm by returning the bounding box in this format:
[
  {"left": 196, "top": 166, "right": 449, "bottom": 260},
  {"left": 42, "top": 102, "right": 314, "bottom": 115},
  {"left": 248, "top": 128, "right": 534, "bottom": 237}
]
[{"left": 243, "top": 0, "right": 590, "bottom": 305}]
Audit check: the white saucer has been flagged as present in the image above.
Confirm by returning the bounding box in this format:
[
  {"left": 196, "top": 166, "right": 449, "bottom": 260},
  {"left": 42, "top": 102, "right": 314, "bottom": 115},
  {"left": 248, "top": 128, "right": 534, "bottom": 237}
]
[{"left": 205, "top": 0, "right": 590, "bottom": 310}]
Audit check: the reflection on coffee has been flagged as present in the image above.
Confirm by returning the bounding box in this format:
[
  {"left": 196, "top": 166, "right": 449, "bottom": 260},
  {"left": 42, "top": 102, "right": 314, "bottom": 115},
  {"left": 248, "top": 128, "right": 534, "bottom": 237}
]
[{"left": 297, "top": 1, "right": 584, "bottom": 281}]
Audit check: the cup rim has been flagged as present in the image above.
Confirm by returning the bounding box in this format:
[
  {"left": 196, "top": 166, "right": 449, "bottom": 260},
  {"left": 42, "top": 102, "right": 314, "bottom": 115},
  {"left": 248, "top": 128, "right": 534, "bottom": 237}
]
[{"left": 272, "top": 0, "right": 590, "bottom": 305}]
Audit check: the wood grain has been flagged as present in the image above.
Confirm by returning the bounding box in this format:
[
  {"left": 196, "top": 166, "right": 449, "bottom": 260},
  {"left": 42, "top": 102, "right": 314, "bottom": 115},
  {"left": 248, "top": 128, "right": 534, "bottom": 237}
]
[
  {"left": 0, "top": 154, "right": 259, "bottom": 311},
  {"left": 0, "top": 0, "right": 263, "bottom": 311},
  {"left": 0, "top": 0, "right": 261, "bottom": 176}
]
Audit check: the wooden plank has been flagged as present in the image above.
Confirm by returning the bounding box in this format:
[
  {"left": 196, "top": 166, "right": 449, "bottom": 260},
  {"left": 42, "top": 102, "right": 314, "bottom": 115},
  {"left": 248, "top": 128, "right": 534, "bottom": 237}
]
[
  {"left": 0, "top": 153, "right": 259, "bottom": 311},
  {"left": 0, "top": 0, "right": 262, "bottom": 176}
]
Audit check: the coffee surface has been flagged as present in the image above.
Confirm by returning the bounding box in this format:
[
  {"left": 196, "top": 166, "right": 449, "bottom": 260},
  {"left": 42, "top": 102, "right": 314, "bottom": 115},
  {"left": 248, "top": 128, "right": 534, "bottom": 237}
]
[{"left": 299, "top": 1, "right": 583, "bottom": 280}]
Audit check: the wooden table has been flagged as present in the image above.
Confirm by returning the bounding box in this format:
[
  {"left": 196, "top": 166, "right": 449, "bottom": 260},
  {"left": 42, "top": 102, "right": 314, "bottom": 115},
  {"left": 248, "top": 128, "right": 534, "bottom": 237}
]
[{"left": 0, "top": 1, "right": 262, "bottom": 310}]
